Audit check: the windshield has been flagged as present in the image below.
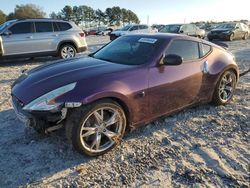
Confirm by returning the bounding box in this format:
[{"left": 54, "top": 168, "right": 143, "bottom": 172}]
[
  {"left": 217, "top": 23, "right": 236, "bottom": 29},
  {"left": 120, "top": 25, "right": 131, "bottom": 31},
  {"left": 92, "top": 36, "right": 163, "bottom": 65},
  {"left": 0, "top": 20, "right": 16, "bottom": 33},
  {"left": 159, "top": 25, "right": 181, "bottom": 33}
]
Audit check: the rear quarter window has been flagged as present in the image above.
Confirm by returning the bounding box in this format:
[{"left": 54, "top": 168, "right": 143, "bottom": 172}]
[
  {"left": 201, "top": 43, "right": 212, "bottom": 57},
  {"left": 56, "top": 22, "right": 72, "bottom": 31}
]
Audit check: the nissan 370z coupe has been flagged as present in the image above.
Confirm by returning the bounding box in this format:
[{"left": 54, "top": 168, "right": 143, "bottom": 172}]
[{"left": 11, "top": 34, "right": 239, "bottom": 156}]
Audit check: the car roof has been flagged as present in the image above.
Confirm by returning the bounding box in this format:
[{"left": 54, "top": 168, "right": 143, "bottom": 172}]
[
  {"left": 15, "top": 18, "right": 70, "bottom": 23},
  {"left": 124, "top": 33, "right": 200, "bottom": 41},
  {"left": 123, "top": 33, "right": 223, "bottom": 49}
]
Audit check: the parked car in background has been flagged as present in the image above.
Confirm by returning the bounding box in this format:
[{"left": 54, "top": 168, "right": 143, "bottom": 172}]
[
  {"left": 159, "top": 24, "right": 205, "bottom": 38},
  {"left": 96, "top": 28, "right": 113, "bottom": 36},
  {"left": 207, "top": 22, "right": 249, "bottom": 41},
  {"left": 109, "top": 24, "right": 155, "bottom": 40},
  {"left": 0, "top": 19, "right": 87, "bottom": 59},
  {"left": 11, "top": 33, "right": 239, "bottom": 156},
  {"left": 87, "top": 29, "right": 98, "bottom": 35}
]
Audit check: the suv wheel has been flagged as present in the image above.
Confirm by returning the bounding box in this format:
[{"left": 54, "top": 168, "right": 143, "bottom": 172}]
[
  {"left": 65, "top": 100, "right": 127, "bottom": 156},
  {"left": 59, "top": 44, "right": 76, "bottom": 59}
]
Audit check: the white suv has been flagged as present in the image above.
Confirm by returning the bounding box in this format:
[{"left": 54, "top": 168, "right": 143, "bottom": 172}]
[
  {"left": 0, "top": 19, "right": 88, "bottom": 59},
  {"left": 109, "top": 24, "right": 155, "bottom": 40}
]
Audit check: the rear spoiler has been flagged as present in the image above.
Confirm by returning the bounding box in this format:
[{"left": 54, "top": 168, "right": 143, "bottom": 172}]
[{"left": 212, "top": 41, "right": 229, "bottom": 50}]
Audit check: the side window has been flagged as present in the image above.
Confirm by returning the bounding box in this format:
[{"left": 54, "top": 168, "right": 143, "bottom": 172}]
[
  {"left": 53, "top": 22, "right": 60, "bottom": 32},
  {"left": 8, "top": 22, "right": 33, "bottom": 34},
  {"left": 35, "top": 22, "right": 53, "bottom": 33},
  {"left": 191, "top": 24, "right": 198, "bottom": 31},
  {"left": 186, "top": 24, "right": 193, "bottom": 32},
  {"left": 201, "top": 43, "right": 212, "bottom": 57},
  {"left": 139, "top": 25, "right": 148, "bottom": 30},
  {"left": 180, "top": 25, "right": 187, "bottom": 32},
  {"left": 165, "top": 40, "right": 200, "bottom": 61},
  {"left": 130, "top": 26, "right": 138, "bottom": 31},
  {"left": 56, "top": 22, "right": 72, "bottom": 31}
]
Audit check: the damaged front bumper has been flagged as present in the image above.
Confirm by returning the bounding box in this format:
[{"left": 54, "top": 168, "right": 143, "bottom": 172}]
[{"left": 11, "top": 95, "right": 68, "bottom": 132}]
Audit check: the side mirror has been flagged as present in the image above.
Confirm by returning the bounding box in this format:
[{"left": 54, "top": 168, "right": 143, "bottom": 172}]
[
  {"left": 235, "top": 27, "right": 239, "bottom": 29},
  {"left": 2, "top": 31, "right": 12, "bottom": 36},
  {"left": 163, "top": 54, "right": 183, "bottom": 66},
  {"left": 179, "top": 30, "right": 184, "bottom": 33}
]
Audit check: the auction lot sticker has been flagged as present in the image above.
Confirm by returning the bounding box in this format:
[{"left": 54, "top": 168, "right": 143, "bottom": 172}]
[{"left": 138, "top": 38, "right": 157, "bottom": 44}]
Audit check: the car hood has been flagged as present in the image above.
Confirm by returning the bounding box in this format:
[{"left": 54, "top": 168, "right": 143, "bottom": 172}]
[{"left": 12, "top": 57, "right": 133, "bottom": 104}]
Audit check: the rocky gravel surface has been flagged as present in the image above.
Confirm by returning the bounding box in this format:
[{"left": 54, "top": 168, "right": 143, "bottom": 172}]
[{"left": 0, "top": 36, "right": 249, "bottom": 187}]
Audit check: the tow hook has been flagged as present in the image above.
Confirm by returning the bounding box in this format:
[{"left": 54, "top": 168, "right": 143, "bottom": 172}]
[{"left": 45, "top": 124, "right": 64, "bottom": 134}]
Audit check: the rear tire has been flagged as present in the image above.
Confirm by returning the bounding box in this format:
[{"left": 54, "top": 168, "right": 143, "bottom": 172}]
[
  {"left": 212, "top": 70, "right": 237, "bottom": 105},
  {"left": 65, "top": 99, "right": 127, "bottom": 156},
  {"left": 59, "top": 44, "right": 76, "bottom": 59}
]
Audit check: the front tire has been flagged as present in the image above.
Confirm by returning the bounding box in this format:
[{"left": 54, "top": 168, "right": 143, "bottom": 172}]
[
  {"left": 65, "top": 100, "right": 127, "bottom": 156},
  {"left": 212, "top": 70, "right": 237, "bottom": 105},
  {"left": 229, "top": 33, "right": 234, "bottom": 41},
  {"left": 59, "top": 44, "right": 76, "bottom": 59}
]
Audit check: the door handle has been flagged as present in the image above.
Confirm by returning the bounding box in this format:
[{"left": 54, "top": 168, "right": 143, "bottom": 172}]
[
  {"left": 52, "top": 34, "right": 59, "bottom": 37},
  {"left": 139, "top": 91, "right": 146, "bottom": 97},
  {"left": 26, "top": 36, "right": 33, "bottom": 39},
  {"left": 202, "top": 60, "right": 209, "bottom": 74}
]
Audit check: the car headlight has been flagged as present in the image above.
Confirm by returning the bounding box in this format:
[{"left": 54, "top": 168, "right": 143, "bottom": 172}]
[
  {"left": 222, "top": 30, "right": 231, "bottom": 34},
  {"left": 23, "top": 82, "right": 76, "bottom": 111}
]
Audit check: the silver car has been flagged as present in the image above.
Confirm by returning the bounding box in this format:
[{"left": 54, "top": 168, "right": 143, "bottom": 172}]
[
  {"left": 0, "top": 19, "right": 88, "bottom": 59},
  {"left": 109, "top": 24, "right": 156, "bottom": 40}
]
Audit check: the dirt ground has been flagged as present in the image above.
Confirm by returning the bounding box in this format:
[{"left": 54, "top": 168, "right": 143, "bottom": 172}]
[{"left": 0, "top": 36, "right": 249, "bottom": 187}]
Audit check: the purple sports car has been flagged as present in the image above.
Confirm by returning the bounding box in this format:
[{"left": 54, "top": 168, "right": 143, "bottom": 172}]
[{"left": 11, "top": 34, "right": 239, "bottom": 156}]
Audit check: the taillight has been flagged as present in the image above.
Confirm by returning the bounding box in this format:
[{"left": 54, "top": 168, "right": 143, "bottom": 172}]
[{"left": 79, "top": 32, "right": 85, "bottom": 37}]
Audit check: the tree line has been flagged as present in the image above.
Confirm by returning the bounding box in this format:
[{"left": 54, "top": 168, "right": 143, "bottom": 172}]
[
  {"left": 0, "top": 4, "right": 46, "bottom": 24},
  {"left": 50, "top": 5, "right": 140, "bottom": 27},
  {"left": 0, "top": 4, "right": 140, "bottom": 27}
]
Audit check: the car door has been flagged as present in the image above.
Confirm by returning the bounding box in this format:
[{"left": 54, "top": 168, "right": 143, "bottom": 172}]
[
  {"left": 238, "top": 23, "right": 246, "bottom": 38},
  {"left": 188, "top": 24, "right": 197, "bottom": 36},
  {"left": 148, "top": 39, "right": 205, "bottom": 117},
  {"left": 234, "top": 23, "right": 242, "bottom": 39},
  {"left": 1, "top": 21, "right": 35, "bottom": 56},
  {"left": 32, "top": 21, "right": 56, "bottom": 52}
]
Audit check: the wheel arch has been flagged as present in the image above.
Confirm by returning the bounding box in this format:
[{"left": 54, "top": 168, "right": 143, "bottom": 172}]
[
  {"left": 57, "top": 40, "right": 78, "bottom": 53},
  {"left": 97, "top": 97, "right": 131, "bottom": 130},
  {"left": 79, "top": 93, "right": 133, "bottom": 130}
]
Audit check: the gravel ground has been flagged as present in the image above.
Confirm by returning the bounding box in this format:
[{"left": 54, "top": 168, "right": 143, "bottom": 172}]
[{"left": 0, "top": 36, "right": 249, "bottom": 188}]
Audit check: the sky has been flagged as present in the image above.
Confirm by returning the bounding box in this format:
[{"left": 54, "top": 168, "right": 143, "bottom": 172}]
[{"left": 0, "top": 0, "right": 250, "bottom": 24}]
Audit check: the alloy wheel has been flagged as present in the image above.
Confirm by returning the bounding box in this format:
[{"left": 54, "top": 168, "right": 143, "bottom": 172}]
[
  {"left": 79, "top": 106, "right": 125, "bottom": 154},
  {"left": 218, "top": 72, "right": 235, "bottom": 102},
  {"left": 61, "top": 46, "right": 75, "bottom": 59}
]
